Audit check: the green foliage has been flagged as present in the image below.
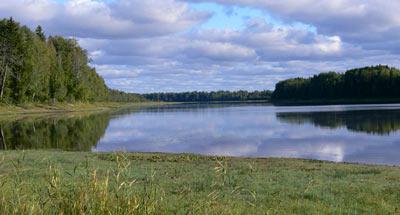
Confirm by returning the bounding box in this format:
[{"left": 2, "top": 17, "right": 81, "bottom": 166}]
[
  {"left": 143, "top": 90, "right": 272, "bottom": 102},
  {"left": 272, "top": 65, "right": 400, "bottom": 101},
  {"left": 34, "top": 25, "right": 45, "bottom": 42},
  {"left": 47, "top": 36, "right": 110, "bottom": 102},
  {"left": 108, "top": 89, "right": 147, "bottom": 103},
  {"left": 0, "top": 18, "right": 145, "bottom": 104},
  {"left": 0, "top": 17, "right": 26, "bottom": 102}
]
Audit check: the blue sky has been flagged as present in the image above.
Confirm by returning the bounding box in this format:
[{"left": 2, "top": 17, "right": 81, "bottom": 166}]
[
  {"left": 191, "top": 2, "right": 268, "bottom": 30},
  {"left": 191, "top": 2, "right": 317, "bottom": 33},
  {"left": 1, "top": 0, "right": 400, "bottom": 93}
]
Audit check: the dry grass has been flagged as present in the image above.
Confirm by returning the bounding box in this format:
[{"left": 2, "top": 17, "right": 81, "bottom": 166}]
[{"left": 0, "top": 102, "right": 164, "bottom": 116}]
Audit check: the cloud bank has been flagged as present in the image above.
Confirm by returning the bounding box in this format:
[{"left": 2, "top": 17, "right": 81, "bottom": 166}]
[{"left": 1, "top": 0, "right": 400, "bottom": 92}]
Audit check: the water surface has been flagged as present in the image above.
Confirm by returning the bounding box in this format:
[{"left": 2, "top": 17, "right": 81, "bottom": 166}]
[{"left": 2, "top": 103, "right": 400, "bottom": 165}]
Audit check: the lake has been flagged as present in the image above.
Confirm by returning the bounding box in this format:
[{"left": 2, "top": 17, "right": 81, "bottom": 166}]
[{"left": 1, "top": 103, "right": 400, "bottom": 165}]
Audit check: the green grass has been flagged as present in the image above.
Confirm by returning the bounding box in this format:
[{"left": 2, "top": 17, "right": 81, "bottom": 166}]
[{"left": 0, "top": 151, "right": 399, "bottom": 214}]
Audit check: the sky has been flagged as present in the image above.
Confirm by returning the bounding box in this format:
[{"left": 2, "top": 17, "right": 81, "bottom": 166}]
[{"left": 2, "top": 0, "right": 400, "bottom": 93}]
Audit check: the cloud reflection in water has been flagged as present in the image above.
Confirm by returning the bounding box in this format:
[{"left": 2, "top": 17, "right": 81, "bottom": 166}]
[{"left": 94, "top": 104, "right": 400, "bottom": 165}]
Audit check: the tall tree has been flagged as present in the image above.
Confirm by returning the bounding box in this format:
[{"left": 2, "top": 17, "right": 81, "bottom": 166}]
[
  {"left": 0, "top": 18, "right": 25, "bottom": 101},
  {"left": 35, "top": 25, "right": 46, "bottom": 42}
]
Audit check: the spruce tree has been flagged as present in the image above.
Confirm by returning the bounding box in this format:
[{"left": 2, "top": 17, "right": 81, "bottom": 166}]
[{"left": 35, "top": 25, "right": 46, "bottom": 42}]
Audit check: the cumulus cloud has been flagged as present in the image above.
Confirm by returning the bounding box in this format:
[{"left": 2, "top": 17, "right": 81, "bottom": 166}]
[
  {"left": 84, "top": 17, "right": 359, "bottom": 66},
  {"left": 191, "top": 19, "right": 350, "bottom": 61},
  {"left": 0, "top": 0, "right": 210, "bottom": 38},
  {"left": 0, "top": 0, "right": 59, "bottom": 21},
  {"left": 1, "top": 0, "right": 400, "bottom": 92},
  {"left": 188, "top": 0, "right": 400, "bottom": 50}
]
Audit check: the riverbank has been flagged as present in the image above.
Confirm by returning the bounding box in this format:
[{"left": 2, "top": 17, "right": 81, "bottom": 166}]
[
  {"left": 0, "top": 102, "right": 164, "bottom": 116},
  {"left": 0, "top": 151, "right": 399, "bottom": 214}
]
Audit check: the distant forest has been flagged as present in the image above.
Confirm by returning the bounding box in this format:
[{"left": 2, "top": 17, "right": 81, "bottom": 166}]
[
  {"left": 143, "top": 90, "right": 272, "bottom": 102},
  {"left": 272, "top": 65, "right": 400, "bottom": 102},
  {"left": 0, "top": 18, "right": 144, "bottom": 104}
]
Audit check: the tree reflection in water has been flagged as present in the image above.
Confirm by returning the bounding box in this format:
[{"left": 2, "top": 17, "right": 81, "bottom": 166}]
[
  {"left": 0, "top": 112, "right": 111, "bottom": 151},
  {"left": 276, "top": 109, "right": 400, "bottom": 135}
]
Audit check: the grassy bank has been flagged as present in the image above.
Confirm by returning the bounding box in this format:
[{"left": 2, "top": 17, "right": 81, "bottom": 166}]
[
  {"left": 272, "top": 98, "right": 400, "bottom": 106},
  {"left": 0, "top": 102, "right": 164, "bottom": 116},
  {"left": 0, "top": 151, "right": 399, "bottom": 214}
]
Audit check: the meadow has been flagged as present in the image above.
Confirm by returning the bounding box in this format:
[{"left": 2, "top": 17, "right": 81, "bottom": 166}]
[{"left": 0, "top": 151, "right": 399, "bottom": 214}]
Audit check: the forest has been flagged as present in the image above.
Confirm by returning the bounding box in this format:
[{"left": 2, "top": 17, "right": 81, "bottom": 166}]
[
  {"left": 272, "top": 65, "right": 400, "bottom": 101},
  {"left": 0, "top": 18, "right": 143, "bottom": 104},
  {"left": 143, "top": 90, "right": 272, "bottom": 102}
]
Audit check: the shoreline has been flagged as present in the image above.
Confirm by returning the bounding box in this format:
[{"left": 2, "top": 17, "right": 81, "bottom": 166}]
[
  {"left": 0, "top": 102, "right": 166, "bottom": 116},
  {"left": 0, "top": 101, "right": 267, "bottom": 116},
  {"left": 3, "top": 100, "right": 400, "bottom": 115},
  {"left": 88, "top": 150, "right": 399, "bottom": 167}
]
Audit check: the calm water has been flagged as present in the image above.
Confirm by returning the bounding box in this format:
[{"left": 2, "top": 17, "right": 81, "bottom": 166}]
[{"left": 2, "top": 103, "right": 400, "bottom": 165}]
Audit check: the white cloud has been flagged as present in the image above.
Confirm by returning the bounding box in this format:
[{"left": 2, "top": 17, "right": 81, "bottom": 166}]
[
  {"left": 0, "top": 0, "right": 210, "bottom": 38},
  {"left": 2, "top": 0, "right": 400, "bottom": 92},
  {"left": 0, "top": 0, "right": 59, "bottom": 21},
  {"left": 189, "top": 0, "right": 400, "bottom": 48}
]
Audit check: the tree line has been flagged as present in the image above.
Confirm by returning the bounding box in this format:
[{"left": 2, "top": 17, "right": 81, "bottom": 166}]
[
  {"left": 272, "top": 65, "right": 400, "bottom": 101},
  {"left": 109, "top": 89, "right": 146, "bottom": 103},
  {"left": 0, "top": 17, "right": 143, "bottom": 104},
  {"left": 143, "top": 90, "right": 272, "bottom": 102}
]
